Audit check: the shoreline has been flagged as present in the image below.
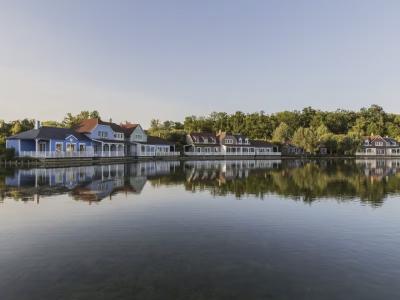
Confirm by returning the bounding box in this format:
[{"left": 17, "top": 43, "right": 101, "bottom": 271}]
[
  {"left": 2, "top": 154, "right": 399, "bottom": 169},
  {"left": 0, "top": 155, "right": 364, "bottom": 169}
]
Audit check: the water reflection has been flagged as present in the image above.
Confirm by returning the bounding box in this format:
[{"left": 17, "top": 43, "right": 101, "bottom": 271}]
[{"left": 2, "top": 159, "right": 400, "bottom": 205}]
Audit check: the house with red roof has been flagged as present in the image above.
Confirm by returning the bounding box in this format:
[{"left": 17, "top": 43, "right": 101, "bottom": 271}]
[{"left": 75, "top": 118, "right": 126, "bottom": 157}]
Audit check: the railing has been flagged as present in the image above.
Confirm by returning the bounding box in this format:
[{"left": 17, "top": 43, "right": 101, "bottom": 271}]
[
  {"left": 184, "top": 152, "right": 220, "bottom": 156},
  {"left": 185, "top": 151, "right": 281, "bottom": 156},
  {"left": 138, "top": 151, "right": 181, "bottom": 157},
  {"left": 19, "top": 151, "right": 95, "bottom": 158},
  {"left": 356, "top": 151, "right": 400, "bottom": 156},
  {"left": 94, "top": 151, "right": 125, "bottom": 157},
  {"left": 19, "top": 151, "right": 125, "bottom": 158}
]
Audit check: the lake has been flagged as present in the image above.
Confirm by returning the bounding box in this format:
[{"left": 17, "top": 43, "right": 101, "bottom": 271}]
[{"left": 0, "top": 159, "right": 400, "bottom": 300}]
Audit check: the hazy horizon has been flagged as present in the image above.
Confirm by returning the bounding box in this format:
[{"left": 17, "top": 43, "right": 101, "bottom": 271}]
[{"left": 1, "top": 0, "right": 400, "bottom": 127}]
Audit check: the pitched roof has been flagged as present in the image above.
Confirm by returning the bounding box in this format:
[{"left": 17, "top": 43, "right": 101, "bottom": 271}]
[
  {"left": 189, "top": 132, "right": 219, "bottom": 145},
  {"left": 120, "top": 122, "right": 140, "bottom": 136},
  {"left": 364, "top": 135, "right": 399, "bottom": 146},
  {"left": 7, "top": 127, "right": 91, "bottom": 141},
  {"left": 250, "top": 140, "right": 275, "bottom": 148},
  {"left": 190, "top": 132, "right": 217, "bottom": 138},
  {"left": 75, "top": 118, "right": 125, "bottom": 133}
]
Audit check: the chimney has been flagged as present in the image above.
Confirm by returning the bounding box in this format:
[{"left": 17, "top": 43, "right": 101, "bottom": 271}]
[{"left": 34, "top": 120, "right": 41, "bottom": 129}]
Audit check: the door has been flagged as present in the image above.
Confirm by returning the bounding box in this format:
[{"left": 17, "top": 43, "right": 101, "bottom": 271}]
[
  {"left": 67, "top": 143, "right": 76, "bottom": 152},
  {"left": 38, "top": 142, "right": 46, "bottom": 152}
]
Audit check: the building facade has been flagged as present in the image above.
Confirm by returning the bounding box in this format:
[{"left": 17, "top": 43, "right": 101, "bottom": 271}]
[
  {"left": 356, "top": 135, "right": 400, "bottom": 157},
  {"left": 184, "top": 132, "right": 281, "bottom": 156},
  {"left": 6, "top": 124, "right": 94, "bottom": 158},
  {"left": 121, "top": 122, "right": 178, "bottom": 157},
  {"left": 75, "top": 118, "right": 126, "bottom": 157}
]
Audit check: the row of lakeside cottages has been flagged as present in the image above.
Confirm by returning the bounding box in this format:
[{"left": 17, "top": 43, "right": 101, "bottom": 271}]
[{"left": 5, "top": 119, "right": 400, "bottom": 159}]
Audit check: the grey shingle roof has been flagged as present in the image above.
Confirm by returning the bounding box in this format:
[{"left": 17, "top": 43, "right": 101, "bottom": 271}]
[{"left": 7, "top": 127, "right": 91, "bottom": 141}]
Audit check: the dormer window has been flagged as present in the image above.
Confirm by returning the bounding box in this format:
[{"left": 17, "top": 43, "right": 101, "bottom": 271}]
[
  {"left": 239, "top": 138, "right": 242, "bottom": 144},
  {"left": 245, "top": 138, "right": 249, "bottom": 144}
]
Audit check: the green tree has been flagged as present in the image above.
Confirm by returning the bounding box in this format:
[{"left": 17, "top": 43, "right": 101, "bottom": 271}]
[{"left": 272, "top": 122, "right": 291, "bottom": 143}]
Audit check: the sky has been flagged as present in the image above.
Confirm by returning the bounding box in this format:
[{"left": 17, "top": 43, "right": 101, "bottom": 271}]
[{"left": 1, "top": 0, "right": 400, "bottom": 127}]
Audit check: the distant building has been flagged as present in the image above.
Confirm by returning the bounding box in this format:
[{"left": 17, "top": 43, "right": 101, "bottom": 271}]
[
  {"left": 184, "top": 131, "right": 280, "bottom": 156},
  {"left": 356, "top": 135, "right": 400, "bottom": 157},
  {"left": 121, "top": 122, "right": 178, "bottom": 157},
  {"left": 184, "top": 132, "right": 221, "bottom": 155},
  {"left": 281, "top": 142, "right": 305, "bottom": 156}
]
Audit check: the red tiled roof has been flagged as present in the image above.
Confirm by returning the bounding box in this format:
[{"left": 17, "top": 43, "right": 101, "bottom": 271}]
[
  {"left": 74, "top": 118, "right": 98, "bottom": 133},
  {"left": 120, "top": 122, "right": 140, "bottom": 136},
  {"left": 75, "top": 118, "right": 125, "bottom": 133}
]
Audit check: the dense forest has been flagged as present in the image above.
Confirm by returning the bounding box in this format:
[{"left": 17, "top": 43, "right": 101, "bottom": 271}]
[
  {"left": 1, "top": 105, "right": 400, "bottom": 155},
  {"left": 148, "top": 105, "right": 400, "bottom": 154}
]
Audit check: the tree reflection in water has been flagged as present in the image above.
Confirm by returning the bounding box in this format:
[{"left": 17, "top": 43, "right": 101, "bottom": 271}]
[{"left": 1, "top": 159, "right": 400, "bottom": 206}]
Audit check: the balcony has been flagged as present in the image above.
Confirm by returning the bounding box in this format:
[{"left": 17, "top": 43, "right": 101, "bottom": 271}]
[
  {"left": 19, "top": 151, "right": 96, "bottom": 158},
  {"left": 19, "top": 150, "right": 125, "bottom": 158},
  {"left": 138, "top": 151, "right": 180, "bottom": 157}
]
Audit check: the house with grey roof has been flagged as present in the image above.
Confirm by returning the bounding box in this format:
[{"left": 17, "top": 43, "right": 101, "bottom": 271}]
[
  {"left": 120, "top": 122, "right": 179, "bottom": 157},
  {"left": 184, "top": 131, "right": 281, "bottom": 157},
  {"left": 6, "top": 121, "right": 94, "bottom": 158},
  {"left": 184, "top": 132, "right": 221, "bottom": 155},
  {"left": 356, "top": 135, "right": 400, "bottom": 157}
]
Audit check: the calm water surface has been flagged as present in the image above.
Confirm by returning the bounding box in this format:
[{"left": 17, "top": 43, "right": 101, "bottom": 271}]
[{"left": 0, "top": 159, "right": 400, "bottom": 300}]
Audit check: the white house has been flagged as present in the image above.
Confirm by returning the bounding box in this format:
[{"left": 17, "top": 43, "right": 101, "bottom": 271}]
[{"left": 121, "top": 122, "right": 179, "bottom": 157}]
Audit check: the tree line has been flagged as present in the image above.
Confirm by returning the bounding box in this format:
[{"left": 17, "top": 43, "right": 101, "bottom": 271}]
[
  {"left": 148, "top": 105, "right": 400, "bottom": 154},
  {"left": 1, "top": 105, "right": 400, "bottom": 156}
]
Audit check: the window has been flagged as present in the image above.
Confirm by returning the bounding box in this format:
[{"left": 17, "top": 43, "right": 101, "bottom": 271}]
[
  {"left": 66, "top": 143, "right": 76, "bottom": 152},
  {"left": 225, "top": 139, "right": 233, "bottom": 144},
  {"left": 245, "top": 138, "right": 249, "bottom": 144},
  {"left": 98, "top": 131, "right": 109, "bottom": 138},
  {"left": 79, "top": 144, "right": 86, "bottom": 152},
  {"left": 55, "top": 143, "right": 63, "bottom": 152},
  {"left": 375, "top": 141, "right": 384, "bottom": 146}
]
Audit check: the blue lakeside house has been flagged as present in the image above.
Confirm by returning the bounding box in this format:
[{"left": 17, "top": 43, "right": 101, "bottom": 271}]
[
  {"left": 5, "top": 118, "right": 178, "bottom": 159},
  {"left": 6, "top": 121, "right": 93, "bottom": 158},
  {"left": 74, "top": 118, "right": 126, "bottom": 157}
]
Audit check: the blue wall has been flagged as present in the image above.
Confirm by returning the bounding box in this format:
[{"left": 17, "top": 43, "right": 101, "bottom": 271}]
[
  {"left": 6, "top": 137, "right": 92, "bottom": 155},
  {"left": 49, "top": 137, "right": 92, "bottom": 151},
  {"left": 88, "top": 124, "right": 124, "bottom": 141},
  {"left": 6, "top": 139, "right": 20, "bottom": 155},
  {"left": 21, "top": 140, "right": 35, "bottom": 151}
]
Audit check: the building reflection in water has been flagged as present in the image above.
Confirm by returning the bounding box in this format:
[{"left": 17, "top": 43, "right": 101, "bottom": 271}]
[
  {"left": 2, "top": 161, "right": 180, "bottom": 203},
  {"left": 3, "top": 159, "right": 400, "bottom": 205}
]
